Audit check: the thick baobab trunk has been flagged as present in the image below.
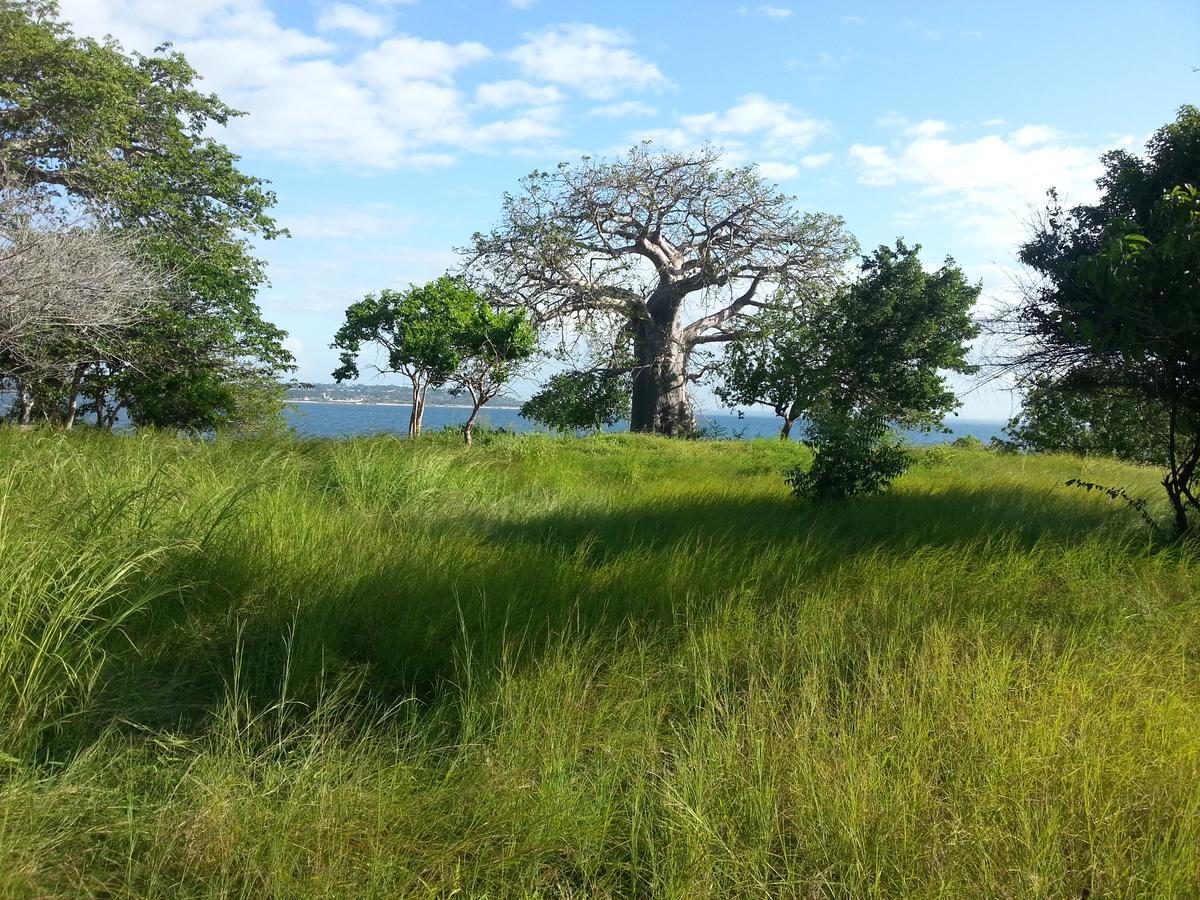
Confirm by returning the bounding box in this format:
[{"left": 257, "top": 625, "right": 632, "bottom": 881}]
[{"left": 629, "top": 316, "right": 694, "bottom": 436}]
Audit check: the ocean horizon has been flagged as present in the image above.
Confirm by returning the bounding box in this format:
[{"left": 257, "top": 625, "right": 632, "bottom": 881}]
[{"left": 284, "top": 399, "right": 1008, "bottom": 445}]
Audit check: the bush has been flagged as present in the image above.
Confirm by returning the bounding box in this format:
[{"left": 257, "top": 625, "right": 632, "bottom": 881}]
[
  {"left": 951, "top": 435, "right": 983, "bottom": 450},
  {"left": 786, "top": 415, "right": 911, "bottom": 502},
  {"left": 520, "top": 371, "right": 630, "bottom": 433}
]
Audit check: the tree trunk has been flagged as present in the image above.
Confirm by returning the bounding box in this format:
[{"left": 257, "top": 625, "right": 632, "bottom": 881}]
[
  {"left": 18, "top": 380, "right": 33, "bottom": 427},
  {"left": 463, "top": 400, "right": 484, "bottom": 447},
  {"left": 780, "top": 417, "right": 794, "bottom": 440},
  {"left": 629, "top": 315, "right": 694, "bottom": 436},
  {"left": 64, "top": 364, "right": 86, "bottom": 430},
  {"left": 408, "top": 377, "right": 429, "bottom": 437}
]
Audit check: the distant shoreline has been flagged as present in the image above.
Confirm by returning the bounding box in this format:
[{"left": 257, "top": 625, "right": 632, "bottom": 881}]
[{"left": 286, "top": 398, "right": 524, "bottom": 410}]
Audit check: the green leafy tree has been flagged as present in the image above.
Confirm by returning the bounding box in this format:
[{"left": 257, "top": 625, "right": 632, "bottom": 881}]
[
  {"left": 721, "top": 241, "right": 979, "bottom": 440},
  {"left": 331, "top": 277, "right": 479, "bottom": 437},
  {"left": 451, "top": 304, "right": 537, "bottom": 446},
  {"left": 718, "top": 241, "right": 979, "bottom": 500},
  {"left": 1003, "top": 373, "right": 1167, "bottom": 464},
  {"left": 1007, "top": 106, "right": 1200, "bottom": 533},
  {"left": 521, "top": 371, "right": 632, "bottom": 434},
  {"left": 0, "top": 1, "right": 293, "bottom": 430}
]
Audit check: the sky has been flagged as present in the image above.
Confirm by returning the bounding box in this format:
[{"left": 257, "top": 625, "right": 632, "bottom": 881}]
[{"left": 57, "top": 0, "right": 1198, "bottom": 419}]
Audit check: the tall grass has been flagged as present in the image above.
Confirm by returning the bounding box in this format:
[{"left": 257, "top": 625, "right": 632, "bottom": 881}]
[{"left": 0, "top": 427, "right": 1197, "bottom": 897}]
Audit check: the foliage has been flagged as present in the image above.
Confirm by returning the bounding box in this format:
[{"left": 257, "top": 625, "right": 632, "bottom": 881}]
[
  {"left": 333, "top": 277, "right": 535, "bottom": 440},
  {"left": 718, "top": 240, "right": 980, "bottom": 439},
  {"left": 520, "top": 370, "right": 631, "bottom": 433},
  {"left": 450, "top": 302, "right": 536, "bottom": 445},
  {"left": 0, "top": 1, "right": 292, "bottom": 430},
  {"left": 1008, "top": 106, "right": 1200, "bottom": 533},
  {"left": 1004, "top": 374, "right": 1168, "bottom": 464},
  {"left": 467, "top": 145, "right": 856, "bottom": 434},
  {"left": 785, "top": 412, "right": 912, "bottom": 501}
]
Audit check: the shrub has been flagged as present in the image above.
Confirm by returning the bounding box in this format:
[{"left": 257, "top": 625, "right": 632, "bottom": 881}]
[{"left": 786, "top": 415, "right": 911, "bottom": 502}]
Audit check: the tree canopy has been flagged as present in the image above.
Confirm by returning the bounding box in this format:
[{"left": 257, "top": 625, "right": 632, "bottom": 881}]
[
  {"left": 520, "top": 370, "right": 631, "bottom": 434},
  {"left": 332, "top": 276, "right": 535, "bottom": 440},
  {"left": 1005, "top": 105, "right": 1200, "bottom": 533},
  {"left": 0, "top": 0, "right": 292, "bottom": 431},
  {"left": 718, "top": 241, "right": 980, "bottom": 438}
]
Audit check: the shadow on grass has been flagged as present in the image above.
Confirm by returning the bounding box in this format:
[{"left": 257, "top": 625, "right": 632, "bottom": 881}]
[{"left": 78, "top": 478, "right": 1155, "bottom": 750}]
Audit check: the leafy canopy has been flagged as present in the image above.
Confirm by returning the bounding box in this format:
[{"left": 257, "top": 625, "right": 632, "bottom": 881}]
[
  {"left": 1009, "top": 106, "right": 1200, "bottom": 532},
  {"left": 720, "top": 240, "right": 981, "bottom": 434},
  {"left": 0, "top": 0, "right": 292, "bottom": 430},
  {"left": 521, "top": 371, "right": 631, "bottom": 433}
]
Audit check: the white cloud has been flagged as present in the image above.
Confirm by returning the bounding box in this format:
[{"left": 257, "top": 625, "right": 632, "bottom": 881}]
[
  {"left": 904, "top": 119, "right": 949, "bottom": 138},
  {"left": 509, "top": 24, "right": 668, "bottom": 99},
  {"left": 849, "top": 124, "right": 1107, "bottom": 249},
  {"left": 508, "top": 0, "right": 536, "bottom": 7},
  {"left": 57, "top": 0, "right": 564, "bottom": 169},
  {"left": 587, "top": 100, "right": 658, "bottom": 118},
  {"left": 757, "top": 161, "right": 800, "bottom": 180},
  {"left": 355, "top": 35, "right": 490, "bottom": 84},
  {"left": 475, "top": 79, "right": 564, "bottom": 108},
  {"left": 316, "top": 3, "right": 388, "bottom": 38},
  {"left": 841, "top": 15, "right": 866, "bottom": 25},
  {"left": 672, "top": 94, "right": 827, "bottom": 154},
  {"left": 738, "top": 5, "right": 793, "bottom": 18},
  {"left": 634, "top": 95, "right": 829, "bottom": 184}
]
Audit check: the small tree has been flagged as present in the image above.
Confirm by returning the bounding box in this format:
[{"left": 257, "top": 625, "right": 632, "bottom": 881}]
[
  {"left": 331, "top": 277, "right": 478, "bottom": 437},
  {"left": 786, "top": 411, "right": 911, "bottom": 502},
  {"left": 521, "top": 370, "right": 631, "bottom": 434},
  {"left": 717, "top": 241, "right": 979, "bottom": 498},
  {"left": 452, "top": 304, "right": 536, "bottom": 446}
]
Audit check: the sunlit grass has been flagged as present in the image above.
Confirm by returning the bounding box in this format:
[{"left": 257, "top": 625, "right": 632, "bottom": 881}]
[{"left": 0, "top": 427, "right": 1196, "bottom": 897}]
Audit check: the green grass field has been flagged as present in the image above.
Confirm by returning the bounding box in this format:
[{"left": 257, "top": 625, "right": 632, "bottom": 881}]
[{"left": 0, "top": 428, "right": 1197, "bottom": 898}]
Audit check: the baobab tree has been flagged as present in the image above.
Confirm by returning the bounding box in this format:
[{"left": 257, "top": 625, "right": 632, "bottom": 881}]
[{"left": 466, "top": 145, "right": 856, "bottom": 435}]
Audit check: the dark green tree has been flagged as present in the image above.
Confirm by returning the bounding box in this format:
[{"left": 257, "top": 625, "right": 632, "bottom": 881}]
[
  {"left": 0, "top": 1, "right": 293, "bottom": 431},
  {"left": 1002, "top": 373, "right": 1168, "bottom": 465},
  {"left": 520, "top": 370, "right": 631, "bottom": 434},
  {"left": 1007, "top": 106, "right": 1200, "bottom": 533},
  {"left": 720, "top": 241, "right": 979, "bottom": 438}
]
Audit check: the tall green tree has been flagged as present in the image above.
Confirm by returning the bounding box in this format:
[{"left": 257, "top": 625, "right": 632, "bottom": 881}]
[
  {"left": 0, "top": 0, "right": 293, "bottom": 430},
  {"left": 718, "top": 241, "right": 980, "bottom": 439},
  {"left": 1007, "top": 107, "right": 1200, "bottom": 533}
]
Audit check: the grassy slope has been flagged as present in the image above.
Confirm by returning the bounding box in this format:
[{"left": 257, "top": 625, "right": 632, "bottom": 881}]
[{"left": 0, "top": 429, "right": 1197, "bottom": 898}]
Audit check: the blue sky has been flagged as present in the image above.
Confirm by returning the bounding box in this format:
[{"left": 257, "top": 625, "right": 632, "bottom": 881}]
[{"left": 60, "top": 0, "right": 1198, "bottom": 418}]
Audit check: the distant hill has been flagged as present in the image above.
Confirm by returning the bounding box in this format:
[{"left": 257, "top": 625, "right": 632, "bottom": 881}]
[{"left": 285, "top": 382, "right": 524, "bottom": 408}]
